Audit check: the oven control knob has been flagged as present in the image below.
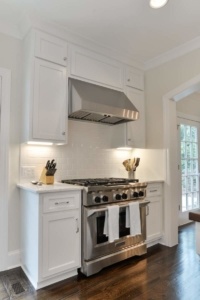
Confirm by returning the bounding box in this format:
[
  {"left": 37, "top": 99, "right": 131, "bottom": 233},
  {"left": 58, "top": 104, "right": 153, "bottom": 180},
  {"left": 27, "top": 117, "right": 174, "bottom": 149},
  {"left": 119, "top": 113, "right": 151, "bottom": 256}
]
[
  {"left": 122, "top": 193, "right": 127, "bottom": 199},
  {"left": 139, "top": 191, "right": 144, "bottom": 197},
  {"left": 133, "top": 191, "right": 139, "bottom": 198},
  {"left": 102, "top": 195, "right": 109, "bottom": 202},
  {"left": 94, "top": 196, "right": 101, "bottom": 203},
  {"left": 115, "top": 194, "right": 122, "bottom": 200}
]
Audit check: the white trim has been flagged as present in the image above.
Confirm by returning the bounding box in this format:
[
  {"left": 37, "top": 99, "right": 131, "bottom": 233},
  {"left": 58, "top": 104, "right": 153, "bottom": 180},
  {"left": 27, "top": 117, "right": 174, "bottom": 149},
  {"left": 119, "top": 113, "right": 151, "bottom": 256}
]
[
  {"left": 0, "top": 68, "right": 11, "bottom": 271},
  {"left": 7, "top": 250, "right": 21, "bottom": 270},
  {"left": 163, "top": 97, "right": 179, "bottom": 247},
  {"left": 177, "top": 112, "right": 200, "bottom": 123},
  {"left": 163, "top": 73, "right": 200, "bottom": 247},
  {"left": 145, "top": 36, "right": 200, "bottom": 70},
  {"left": 2, "top": 11, "right": 200, "bottom": 71}
]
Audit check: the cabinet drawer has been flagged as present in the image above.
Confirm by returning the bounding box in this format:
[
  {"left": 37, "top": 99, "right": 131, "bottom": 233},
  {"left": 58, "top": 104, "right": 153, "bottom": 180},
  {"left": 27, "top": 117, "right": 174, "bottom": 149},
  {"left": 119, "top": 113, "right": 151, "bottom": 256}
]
[
  {"left": 146, "top": 184, "right": 162, "bottom": 197},
  {"left": 35, "top": 31, "right": 67, "bottom": 66},
  {"left": 43, "top": 191, "right": 80, "bottom": 213}
]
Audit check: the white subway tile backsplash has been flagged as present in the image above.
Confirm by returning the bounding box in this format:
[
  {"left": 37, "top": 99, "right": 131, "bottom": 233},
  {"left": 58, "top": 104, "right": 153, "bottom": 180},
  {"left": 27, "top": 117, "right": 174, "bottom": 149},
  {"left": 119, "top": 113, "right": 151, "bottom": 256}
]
[
  {"left": 19, "top": 123, "right": 130, "bottom": 182},
  {"left": 19, "top": 121, "right": 166, "bottom": 183}
]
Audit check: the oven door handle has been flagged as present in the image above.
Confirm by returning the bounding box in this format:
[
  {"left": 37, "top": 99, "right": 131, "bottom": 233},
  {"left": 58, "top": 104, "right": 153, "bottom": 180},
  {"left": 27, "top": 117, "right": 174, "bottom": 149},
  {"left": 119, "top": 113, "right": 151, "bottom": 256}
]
[
  {"left": 86, "top": 201, "right": 150, "bottom": 217},
  {"left": 87, "top": 207, "right": 107, "bottom": 217}
]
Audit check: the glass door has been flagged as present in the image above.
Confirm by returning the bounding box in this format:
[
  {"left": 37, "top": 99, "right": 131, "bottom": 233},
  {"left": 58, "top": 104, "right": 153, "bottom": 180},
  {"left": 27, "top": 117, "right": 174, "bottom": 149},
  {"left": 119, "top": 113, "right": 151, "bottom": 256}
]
[{"left": 178, "top": 118, "right": 200, "bottom": 225}]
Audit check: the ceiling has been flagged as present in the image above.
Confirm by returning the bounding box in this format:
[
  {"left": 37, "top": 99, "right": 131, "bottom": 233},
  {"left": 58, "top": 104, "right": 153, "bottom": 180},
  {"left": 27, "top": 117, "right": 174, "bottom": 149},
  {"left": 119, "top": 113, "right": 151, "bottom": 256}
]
[{"left": 1, "top": 0, "right": 200, "bottom": 68}]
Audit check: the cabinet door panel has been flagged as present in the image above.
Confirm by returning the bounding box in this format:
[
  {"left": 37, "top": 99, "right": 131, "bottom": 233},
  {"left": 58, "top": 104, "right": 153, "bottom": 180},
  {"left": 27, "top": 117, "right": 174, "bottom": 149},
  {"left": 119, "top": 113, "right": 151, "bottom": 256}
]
[
  {"left": 146, "top": 197, "right": 162, "bottom": 242},
  {"left": 125, "top": 67, "right": 144, "bottom": 90},
  {"left": 35, "top": 31, "right": 67, "bottom": 66},
  {"left": 126, "top": 88, "right": 145, "bottom": 148},
  {"left": 33, "top": 59, "right": 67, "bottom": 142},
  {"left": 42, "top": 210, "right": 80, "bottom": 277},
  {"left": 70, "top": 45, "right": 123, "bottom": 89}
]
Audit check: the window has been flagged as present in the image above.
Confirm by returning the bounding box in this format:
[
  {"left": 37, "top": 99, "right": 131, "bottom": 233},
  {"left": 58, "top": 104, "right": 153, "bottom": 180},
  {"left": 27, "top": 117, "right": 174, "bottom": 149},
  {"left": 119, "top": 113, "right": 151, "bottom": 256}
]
[{"left": 180, "top": 124, "right": 199, "bottom": 211}]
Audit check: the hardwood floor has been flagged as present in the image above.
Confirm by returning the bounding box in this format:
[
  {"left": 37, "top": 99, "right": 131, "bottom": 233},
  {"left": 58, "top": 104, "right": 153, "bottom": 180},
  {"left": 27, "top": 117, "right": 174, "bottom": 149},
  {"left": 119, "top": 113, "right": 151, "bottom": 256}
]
[{"left": 0, "top": 223, "right": 200, "bottom": 300}]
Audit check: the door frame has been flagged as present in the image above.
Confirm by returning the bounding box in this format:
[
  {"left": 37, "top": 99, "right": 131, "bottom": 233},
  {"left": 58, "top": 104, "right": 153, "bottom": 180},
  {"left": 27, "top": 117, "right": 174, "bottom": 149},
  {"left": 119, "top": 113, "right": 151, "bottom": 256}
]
[
  {"left": 163, "top": 74, "right": 200, "bottom": 247},
  {"left": 177, "top": 115, "right": 200, "bottom": 225},
  {"left": 0, "top": 68, "right": 11, "bottom": 271}
]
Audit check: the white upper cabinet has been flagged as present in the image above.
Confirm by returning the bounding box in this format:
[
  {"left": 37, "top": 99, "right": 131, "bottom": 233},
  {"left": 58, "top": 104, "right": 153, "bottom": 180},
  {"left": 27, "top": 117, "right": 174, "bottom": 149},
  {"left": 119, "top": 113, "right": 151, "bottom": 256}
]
[
  {"left": 22, "top": 30, "right": 68, "bottom": 144},
  {"left": 69, "top": 45, "right": 124, "bottom": 90},
  {"left": 125, "top": 66, "right": 144, "bottom": 91},
  {"left": 126, "top": 87, "right": 146, "bottom": 148},
  {"left": 110, "top": 87, "right": 146, "bottom": 149},
  {"left": 32, "top": 58, "right": 67, "bottom": 142},
  {"left": 35, "top": 31, "right": 68, "bottom": 66}
]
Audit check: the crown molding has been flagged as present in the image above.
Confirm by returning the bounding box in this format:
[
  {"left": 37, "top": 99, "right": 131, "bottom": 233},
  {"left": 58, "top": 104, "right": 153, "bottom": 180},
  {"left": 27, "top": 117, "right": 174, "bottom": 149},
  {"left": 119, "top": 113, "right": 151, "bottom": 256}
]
[
  {"left": 144, "top": 36, "right": 200, "bottom": 70},
  {"left": 2, "top": 12, "right": 200, "bottom": 72},
  {"left": 18, "top": 13, "right": 144, "bottom": 71}
]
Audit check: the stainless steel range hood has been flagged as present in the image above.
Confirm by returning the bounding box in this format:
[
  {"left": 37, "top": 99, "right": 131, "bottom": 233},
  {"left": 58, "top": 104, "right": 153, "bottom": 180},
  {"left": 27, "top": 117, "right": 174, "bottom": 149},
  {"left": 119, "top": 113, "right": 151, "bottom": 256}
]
[{"left": 68, "top": 78, "right": 139, "bottom": 125}]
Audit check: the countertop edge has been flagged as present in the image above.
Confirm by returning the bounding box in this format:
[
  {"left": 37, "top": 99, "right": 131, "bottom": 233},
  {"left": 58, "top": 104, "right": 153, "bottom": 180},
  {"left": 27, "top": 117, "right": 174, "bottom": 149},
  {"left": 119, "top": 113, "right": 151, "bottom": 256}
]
[{"left": 17, "top": 182, "right": 83, "bottom": 194}]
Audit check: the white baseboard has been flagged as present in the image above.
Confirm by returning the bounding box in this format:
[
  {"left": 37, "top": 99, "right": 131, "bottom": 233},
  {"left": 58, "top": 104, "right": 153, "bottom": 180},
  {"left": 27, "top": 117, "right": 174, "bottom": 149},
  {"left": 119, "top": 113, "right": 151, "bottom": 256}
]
[{"left": 7, "top": 250, "right": 21, "bottom": 270}]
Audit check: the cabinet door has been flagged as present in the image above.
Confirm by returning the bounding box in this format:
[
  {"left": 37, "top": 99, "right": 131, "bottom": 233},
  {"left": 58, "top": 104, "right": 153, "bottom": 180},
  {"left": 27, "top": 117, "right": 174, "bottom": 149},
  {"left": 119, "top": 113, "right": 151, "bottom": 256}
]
[
  {"left": 42, "top": 210, "right": 80, "bottom": 278},
  {"left": 33, "top": 58, "right": 67, "bottom": 142},
  {"left": 146, "top": 197, "right": 162, "bottom": 242},
  {"left": 35, "top": 31, "right": 67, "bottom": 66},
  {"left": 126, "top": 87, "right": 146, "bottom": 148},
  {"left": 69, "top": 45, "right": 124, "bottom": 89},
  {"left": 125, "top": 67, "right": 144, "bottom": 91}
]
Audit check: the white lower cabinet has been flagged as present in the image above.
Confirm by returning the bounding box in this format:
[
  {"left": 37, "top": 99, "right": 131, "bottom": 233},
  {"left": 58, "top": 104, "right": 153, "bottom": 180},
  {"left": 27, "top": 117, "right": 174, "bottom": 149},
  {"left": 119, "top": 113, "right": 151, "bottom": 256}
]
[
  {"left": 42, "top": 210, "right": 80, "bottom": 278},
  {"left": 20, "top": 189, "right": 81, "bottom": 289},
  {"left": 146, "top": 183, "right": 163, "bottom": 245}
]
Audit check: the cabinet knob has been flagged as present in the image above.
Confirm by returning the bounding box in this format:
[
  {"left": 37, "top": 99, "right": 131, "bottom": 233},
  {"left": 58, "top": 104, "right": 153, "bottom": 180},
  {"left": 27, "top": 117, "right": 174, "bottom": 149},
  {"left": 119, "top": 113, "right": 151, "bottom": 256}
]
[
  {"left": 127, "top": 78, "right": 130, "bottom": 82},
  {"left": 62, "top": 132, "right": 65, "bottom": 135},
  {"left": 63, "top": 57, "right": 67, "bottom": 61},
  {"left": 128, "top": 138, "right": 131, "bottom": 141}
]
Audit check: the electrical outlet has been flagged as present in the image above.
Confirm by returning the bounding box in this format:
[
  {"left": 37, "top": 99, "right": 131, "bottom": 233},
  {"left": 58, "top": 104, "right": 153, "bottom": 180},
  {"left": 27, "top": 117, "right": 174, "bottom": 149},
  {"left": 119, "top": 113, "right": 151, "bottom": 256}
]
[{"left": 21, "top": 166, "right": 35, "bottom": 179}]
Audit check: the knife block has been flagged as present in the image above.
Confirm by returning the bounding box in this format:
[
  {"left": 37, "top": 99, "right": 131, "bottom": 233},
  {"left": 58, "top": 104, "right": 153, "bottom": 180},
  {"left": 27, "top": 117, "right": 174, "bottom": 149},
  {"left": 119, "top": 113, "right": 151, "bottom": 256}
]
[{"left": 39, "top": 168, "right": 54, "bottom": 184}]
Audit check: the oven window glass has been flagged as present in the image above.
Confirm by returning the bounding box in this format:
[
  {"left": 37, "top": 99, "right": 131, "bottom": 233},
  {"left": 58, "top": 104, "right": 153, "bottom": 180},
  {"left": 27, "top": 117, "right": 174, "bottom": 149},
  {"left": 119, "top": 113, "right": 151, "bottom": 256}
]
[
  {"left": 96, "top": 208, "right": 130, "bottom": 244},
  {"left": 119, "top": 208, "right": 130, "bottom": 237},
  {"left": 96, "top": 215, "right": 108, "bottom": 244}
]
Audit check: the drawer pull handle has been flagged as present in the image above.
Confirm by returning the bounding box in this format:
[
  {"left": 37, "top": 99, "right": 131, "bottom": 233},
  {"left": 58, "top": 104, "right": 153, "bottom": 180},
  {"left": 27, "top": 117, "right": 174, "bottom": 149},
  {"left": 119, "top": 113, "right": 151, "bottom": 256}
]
[
  {"left": 149, "top": 189, "right": 157, "bottom": 193},
  {"left": 76, "top": 218, "right": 79, "bottom": 233},
  {"left": 55, "top": 201, "right": 69, "bottom": 205}
]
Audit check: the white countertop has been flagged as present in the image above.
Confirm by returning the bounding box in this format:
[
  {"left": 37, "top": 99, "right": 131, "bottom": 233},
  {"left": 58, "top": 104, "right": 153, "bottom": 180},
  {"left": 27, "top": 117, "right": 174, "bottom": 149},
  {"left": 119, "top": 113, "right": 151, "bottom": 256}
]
[{"left": 17, "top": 182, "right": 83, "bottom": 194}]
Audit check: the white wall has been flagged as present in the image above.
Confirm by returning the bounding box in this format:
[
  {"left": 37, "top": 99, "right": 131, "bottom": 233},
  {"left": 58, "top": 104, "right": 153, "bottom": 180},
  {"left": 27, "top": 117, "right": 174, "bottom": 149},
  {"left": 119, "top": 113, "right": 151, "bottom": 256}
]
[
  {"left": 176, "top": 93, "right": 200, "bottom": 117},
  {"left": 145, "top": 48, "right": 200, "bottom": 148},
  {"left": 0, "top": 32, "right": 22, "bottom": 256}
]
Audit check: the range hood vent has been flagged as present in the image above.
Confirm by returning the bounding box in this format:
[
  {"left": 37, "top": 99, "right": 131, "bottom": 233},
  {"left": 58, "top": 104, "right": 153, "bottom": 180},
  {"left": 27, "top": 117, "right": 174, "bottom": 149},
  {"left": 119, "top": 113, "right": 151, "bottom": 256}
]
[{"left": 68, "top": 78, "right": 139, "bottom": 125}]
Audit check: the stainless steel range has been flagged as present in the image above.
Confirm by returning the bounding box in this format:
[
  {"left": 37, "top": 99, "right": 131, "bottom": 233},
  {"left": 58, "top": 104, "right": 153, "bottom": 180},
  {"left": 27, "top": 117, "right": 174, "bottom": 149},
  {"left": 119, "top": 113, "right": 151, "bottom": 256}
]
[{"left": 61, "top": 178, "right": 149, "bottom": 276}]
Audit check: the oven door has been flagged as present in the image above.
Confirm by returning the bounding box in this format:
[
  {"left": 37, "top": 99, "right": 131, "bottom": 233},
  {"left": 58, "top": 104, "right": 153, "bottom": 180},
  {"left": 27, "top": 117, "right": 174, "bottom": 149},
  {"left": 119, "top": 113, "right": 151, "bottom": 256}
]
[{"left": 82, "top": 202, "right": 147, "bottom": 261}]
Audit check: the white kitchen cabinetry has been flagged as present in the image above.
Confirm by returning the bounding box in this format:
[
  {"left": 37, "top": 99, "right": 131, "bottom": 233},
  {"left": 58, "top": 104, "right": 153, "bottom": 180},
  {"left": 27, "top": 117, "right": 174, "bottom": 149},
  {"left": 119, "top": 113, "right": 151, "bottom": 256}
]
[
  {"left": 69, "top": 44, "right": 124, "bottom": 90},
  {"left": 35, "top": 30, "right": 68, "bottom": 66},
  {"left": 32, "top": 58, "right": 67, "bottom": 142},
  {"left": 146, "top": 183, "right": 163, "bottom": 245},
  {"left": 22, "top": 30, "right": 68, "bottom": 144},
  {"left": 110, "top": 86, "right": 145, "bottom": 148},
  {"left": 20, "top": 189, "right": 81, "bottom": 289},
  {"left": 125, "top": 66, "right": 144, "bottom": 91}
]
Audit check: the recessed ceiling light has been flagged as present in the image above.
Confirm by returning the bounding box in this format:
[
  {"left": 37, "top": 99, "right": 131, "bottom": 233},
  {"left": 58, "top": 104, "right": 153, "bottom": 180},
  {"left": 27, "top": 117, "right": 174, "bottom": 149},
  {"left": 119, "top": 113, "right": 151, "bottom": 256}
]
[{"left": 149, "top": 0, "right": 168, "bottom": 9}]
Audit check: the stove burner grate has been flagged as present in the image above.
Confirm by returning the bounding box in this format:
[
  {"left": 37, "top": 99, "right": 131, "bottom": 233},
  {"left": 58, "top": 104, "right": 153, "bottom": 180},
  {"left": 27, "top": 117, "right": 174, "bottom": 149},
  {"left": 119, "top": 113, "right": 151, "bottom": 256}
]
[{"left": 61, "top": 177, "right": 139, "bottom": 187}]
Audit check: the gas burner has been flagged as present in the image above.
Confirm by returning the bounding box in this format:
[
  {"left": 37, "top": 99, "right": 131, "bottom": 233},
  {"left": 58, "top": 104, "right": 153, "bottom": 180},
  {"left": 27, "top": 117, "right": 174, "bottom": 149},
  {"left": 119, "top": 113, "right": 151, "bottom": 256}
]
[
  {"left": 61, "top": 177, "right": 147, "bottom": 207},
  {"left": 61, "top": 177, "right": 139, "bottom": 187}
]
